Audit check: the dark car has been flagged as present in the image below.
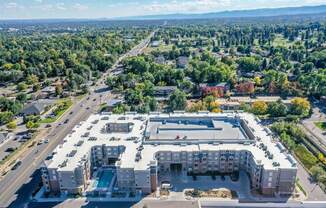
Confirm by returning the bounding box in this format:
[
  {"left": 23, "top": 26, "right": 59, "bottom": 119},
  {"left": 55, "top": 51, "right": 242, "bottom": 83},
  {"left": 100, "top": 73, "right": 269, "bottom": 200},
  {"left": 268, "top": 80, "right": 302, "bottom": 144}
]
[
  {"left": 5, "top": 147, "right": 16, "bottom": 152},
  {"left": 64, "top": 119, "right": 69, "bottom": 124},
  {"left": 11, "top": 161, "right": 22, "bottom": 171}
]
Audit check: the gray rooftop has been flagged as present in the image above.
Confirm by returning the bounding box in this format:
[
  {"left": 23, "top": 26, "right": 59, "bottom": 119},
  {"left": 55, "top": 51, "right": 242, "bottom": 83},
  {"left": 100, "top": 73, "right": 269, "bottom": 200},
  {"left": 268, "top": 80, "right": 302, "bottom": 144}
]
[{"left": 146, "top": 117, "right": 247, "bottom": 141}]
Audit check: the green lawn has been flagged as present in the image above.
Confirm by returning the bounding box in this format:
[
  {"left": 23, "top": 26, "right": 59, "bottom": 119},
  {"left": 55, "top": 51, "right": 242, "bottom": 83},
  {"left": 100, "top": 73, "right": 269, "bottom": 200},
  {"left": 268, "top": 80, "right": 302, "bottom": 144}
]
[
  {"left": 40, "top": 99, "right": 72, "bottom": 123},
  {"left": 315, "top": 122, "right": 326, "bottom": 130},
  {"left": 294, "top": 144, "right": 318, "bottom": 169}
]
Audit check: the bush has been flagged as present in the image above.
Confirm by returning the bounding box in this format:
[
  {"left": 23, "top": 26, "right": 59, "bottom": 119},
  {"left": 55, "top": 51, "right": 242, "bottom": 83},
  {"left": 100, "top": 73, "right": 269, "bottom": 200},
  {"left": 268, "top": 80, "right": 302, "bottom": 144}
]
[{"left": 7, "top": 121, "right": 17, "bottom": 129}]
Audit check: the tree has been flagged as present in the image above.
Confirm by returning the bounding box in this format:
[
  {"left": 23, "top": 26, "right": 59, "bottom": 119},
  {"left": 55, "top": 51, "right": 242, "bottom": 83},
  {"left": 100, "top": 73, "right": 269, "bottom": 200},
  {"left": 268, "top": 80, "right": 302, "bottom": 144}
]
[
  {"left": 268, "top": 101, "right": 288, "bottom": 117},
  {"left": 105, "top": 76, "right": 116, "bottom": 89},
  {"left": 251, "top": 101, "right": 268, "bottom": 115},
  {"left": 238, "top": 57, "right": 261, "bottom": 72},
  {"left": 0, "top": 111, "right": 14, "bottom": 125},
  {"left": 254, "top": 76, "right": 262, "bottom": 86},
  {"left": 290, "top": 97, "right": 310, "bottom": 116},
  {"left": 187, "top": 101, "right": 207, "bottom": 112},
  {"left": 26, "top": 121, "right": 39, "bottom": 130},
  {"left": 81, "top": 84, "right": 89, "bottom": 94},
  {"left": 310, "top": 165, "right": 325, "bottom": 181},
  {"left": 26, "top": 74, "right": 39, "bottom": 85},
  {"left": 55, "top": 84, "right": 63, "bottom": 96},
  {"left": 33, "top": 83, "right": 41, "bottom": 92},
  {"left": 7, "top": 121, "right": 17, "bottom": 129},
  {"left": 16, "top": 93, "right": 27, "bottom": 103},
  {"left": 168, "top": 89, "right": 187, "bottom": 111},
  {"left": 17, "top": 82, "right": 28, "bottom": 92}
]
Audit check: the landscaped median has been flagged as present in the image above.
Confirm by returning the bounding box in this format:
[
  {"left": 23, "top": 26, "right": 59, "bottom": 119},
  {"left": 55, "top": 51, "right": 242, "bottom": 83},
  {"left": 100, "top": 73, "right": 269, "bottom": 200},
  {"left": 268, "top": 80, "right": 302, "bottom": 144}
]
[
  {"left": 40, "top": 98, "right": 73, "bottom": 123},
  {"left": 184, "top": 188, "right": 236, "bottom": 199}
]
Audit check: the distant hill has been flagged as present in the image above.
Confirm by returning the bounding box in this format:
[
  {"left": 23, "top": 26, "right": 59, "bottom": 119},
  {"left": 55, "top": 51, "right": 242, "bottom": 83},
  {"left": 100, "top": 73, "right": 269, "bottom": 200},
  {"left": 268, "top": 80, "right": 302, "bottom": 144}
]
[{"left": 120, "top": 5, "right": 326, "bottom": 20}]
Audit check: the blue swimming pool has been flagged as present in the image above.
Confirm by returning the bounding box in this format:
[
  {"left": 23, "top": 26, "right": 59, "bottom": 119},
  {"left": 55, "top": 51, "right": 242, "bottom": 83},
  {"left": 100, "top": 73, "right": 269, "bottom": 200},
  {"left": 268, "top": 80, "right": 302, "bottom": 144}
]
[{"left": 96, "top": 169, "right": 115, "bottom": 188}]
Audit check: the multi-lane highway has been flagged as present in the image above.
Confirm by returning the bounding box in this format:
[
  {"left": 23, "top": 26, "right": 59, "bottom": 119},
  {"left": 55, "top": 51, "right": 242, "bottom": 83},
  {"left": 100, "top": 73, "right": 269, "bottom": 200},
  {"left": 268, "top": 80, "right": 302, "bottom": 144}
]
[{"left": 0, "top": 31, "right": 154, "bottom": 208}]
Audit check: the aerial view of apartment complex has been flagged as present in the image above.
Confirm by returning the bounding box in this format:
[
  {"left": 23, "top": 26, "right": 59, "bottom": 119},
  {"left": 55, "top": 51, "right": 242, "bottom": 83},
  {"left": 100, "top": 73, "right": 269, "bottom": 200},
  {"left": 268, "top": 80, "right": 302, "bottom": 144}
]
[
  {"left": 1, "top": 1, "right": 326, "bottom": 208},
  {"left": 41, "top": 112, "right": 297, "bottom": 197}
]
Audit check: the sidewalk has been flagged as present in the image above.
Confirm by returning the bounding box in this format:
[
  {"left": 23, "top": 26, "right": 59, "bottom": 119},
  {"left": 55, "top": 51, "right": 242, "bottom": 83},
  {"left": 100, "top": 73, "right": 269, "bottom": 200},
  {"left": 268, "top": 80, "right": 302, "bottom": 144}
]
[{"left": 33, "top": 186, "right": 142, "bottom": 203}]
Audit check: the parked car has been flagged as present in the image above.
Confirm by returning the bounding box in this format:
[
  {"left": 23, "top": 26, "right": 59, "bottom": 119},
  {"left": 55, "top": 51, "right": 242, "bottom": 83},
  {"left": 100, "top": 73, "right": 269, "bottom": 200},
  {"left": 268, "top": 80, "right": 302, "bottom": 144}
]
[{"left": 5, "top": 147, "right": 16, "bottom": 152}]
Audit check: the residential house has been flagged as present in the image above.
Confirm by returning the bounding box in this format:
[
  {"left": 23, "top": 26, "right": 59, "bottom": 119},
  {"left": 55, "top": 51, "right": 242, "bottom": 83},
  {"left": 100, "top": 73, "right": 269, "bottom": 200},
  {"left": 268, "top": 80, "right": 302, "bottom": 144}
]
[
  {"left": 153, "top": 86, "right": 177, "bottom": 100},
  {"left": 176, "top": 56, "right": 189, "bottom": 68},
  {"left": 151, "top": 41, "right": 160, "bottom": 47},
  {"left": 154, "top": 56, "right": 165, "bottom": 65},
  {"left": 235, "top": 81, "right": 255, "bottom": 95},
  {"left": 106, "top": 99, "right": 123, "bottom": 111},
  {"left": 200, "top": 83, "right": 229, "bottom": 97},
  {"left": 21, "top": 102, "right": 47, "bottom": 116}
]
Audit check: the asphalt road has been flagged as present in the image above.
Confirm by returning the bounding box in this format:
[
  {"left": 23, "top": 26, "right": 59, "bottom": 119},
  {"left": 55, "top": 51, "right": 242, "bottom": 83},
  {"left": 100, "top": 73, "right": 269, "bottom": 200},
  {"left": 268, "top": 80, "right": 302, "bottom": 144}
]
[
  {"left": 0, "top": 89, "right": 107, "bottom": 207},
  {"left": 0, "top": 32, "right": 154, "bottom": 208}
]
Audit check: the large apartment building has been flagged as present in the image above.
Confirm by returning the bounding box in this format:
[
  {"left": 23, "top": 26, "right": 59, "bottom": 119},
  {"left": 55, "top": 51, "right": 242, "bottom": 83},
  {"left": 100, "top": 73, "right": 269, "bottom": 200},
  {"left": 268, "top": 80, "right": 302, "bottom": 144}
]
[{"left": 41, "top": 112, "right": 297, "bottom": 196}]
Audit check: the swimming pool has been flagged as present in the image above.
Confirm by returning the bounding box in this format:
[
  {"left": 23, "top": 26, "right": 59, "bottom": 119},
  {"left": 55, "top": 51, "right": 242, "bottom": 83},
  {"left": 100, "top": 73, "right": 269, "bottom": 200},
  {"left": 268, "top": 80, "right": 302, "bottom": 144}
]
[{"left": 96, "top": 169, "right": 115, "bottom": 189}]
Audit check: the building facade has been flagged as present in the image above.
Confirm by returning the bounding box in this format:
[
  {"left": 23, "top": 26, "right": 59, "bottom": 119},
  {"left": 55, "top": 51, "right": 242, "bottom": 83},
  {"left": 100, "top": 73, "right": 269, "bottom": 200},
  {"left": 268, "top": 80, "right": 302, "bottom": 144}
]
[{"left": 41, "top": 112, "right": 297, "bottom": 197}]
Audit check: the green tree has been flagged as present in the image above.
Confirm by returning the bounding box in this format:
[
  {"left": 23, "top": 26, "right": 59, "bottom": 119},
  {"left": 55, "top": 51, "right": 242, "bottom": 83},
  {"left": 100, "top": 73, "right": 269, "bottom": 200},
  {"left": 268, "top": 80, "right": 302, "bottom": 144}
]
[
  {"left": 238, "top": 57, "right": 261, "bottom": 72},
  {"left": 7, "top": 121, "right": 17, "bottom": 129},
  {"left": 268, "top": 101, "right": 288, "bottom": 117},
  {"left": 0, "top": 111, "right": 14, "bottom": 125},
  {"left": 26, "top": 121, "right": 39, "bottom": 130},
  {"left": 168, "top": 89, "right": 187, "bottom": 111},
  {"left": 290, "top": 97, "right": 311, "bottom": 116},
  {"left": 310, "top": 166, "right": 325, "bottom": 182},
  {"left": 16, "top": 93, "right": 28, "bottom": 103},
  {"left": 17, "top": 82, "right": 28, "bottom": 92}
]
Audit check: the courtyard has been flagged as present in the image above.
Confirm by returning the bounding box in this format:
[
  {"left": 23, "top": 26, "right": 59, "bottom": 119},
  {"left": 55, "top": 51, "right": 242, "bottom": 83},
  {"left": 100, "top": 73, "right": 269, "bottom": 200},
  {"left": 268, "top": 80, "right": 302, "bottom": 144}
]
[{"left": 158, "top": 171, "right": 252, "bottom": 200}]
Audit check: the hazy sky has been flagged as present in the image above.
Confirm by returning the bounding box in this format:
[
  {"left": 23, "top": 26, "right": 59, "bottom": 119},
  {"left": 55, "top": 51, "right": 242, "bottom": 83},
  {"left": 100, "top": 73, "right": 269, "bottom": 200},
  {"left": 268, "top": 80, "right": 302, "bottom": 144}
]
[{"left": 1, "top": 0, "right": 326, "bottom": 19}]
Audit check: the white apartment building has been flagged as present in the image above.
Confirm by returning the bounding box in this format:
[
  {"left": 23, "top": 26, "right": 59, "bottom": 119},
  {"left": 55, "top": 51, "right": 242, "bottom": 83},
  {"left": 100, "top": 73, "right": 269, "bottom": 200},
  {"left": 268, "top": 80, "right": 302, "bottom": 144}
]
[{"left": 41, "top": 112, "right": 297, "bottom": 196}]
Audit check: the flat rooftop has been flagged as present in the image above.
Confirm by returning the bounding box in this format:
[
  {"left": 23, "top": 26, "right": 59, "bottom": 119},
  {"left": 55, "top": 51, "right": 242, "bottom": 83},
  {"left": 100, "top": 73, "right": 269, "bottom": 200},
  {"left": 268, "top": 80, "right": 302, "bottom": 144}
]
[
  {"left": 45, "top": 112, "right": 297, "bottom": 172},
  {"left": 147, "top": 117, "right": 247, "bottom": 141}
]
